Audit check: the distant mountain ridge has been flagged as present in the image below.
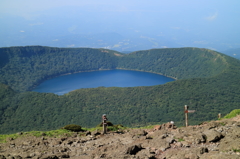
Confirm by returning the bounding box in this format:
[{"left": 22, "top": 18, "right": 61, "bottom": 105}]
[
  {"left": 0, "top": 46, "right": 228, "bottom": 92},
  {"left": 0, "top": 46, "right": 240, "bottom": 134}
]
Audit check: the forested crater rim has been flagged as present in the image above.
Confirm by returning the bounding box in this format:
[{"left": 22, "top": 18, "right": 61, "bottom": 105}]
[{"left": 0, "top": 46, "right": 231, "bottom": 92}]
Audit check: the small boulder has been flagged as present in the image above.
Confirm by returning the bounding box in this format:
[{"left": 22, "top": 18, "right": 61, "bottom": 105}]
[
  {"left": 162, "top": 122, "right": 177, "bottom": 129},
  {"left": 153, "top": 125, "right": 161, "bottom": 131},
  {"left": 0, "top": 155, "right": 6, "bottom": 159},
  {"left": 92, "top": 129, "right": 101, "bottom": 136},
  {"left": 85, "top": 131, "right": 91, "bottom": 136},
  {"left": 203, "top": 129, "right": 224, "bottom": 142},
  {"left": 125, "top": 144, "right": 143, "bottom": 155},
  {"left": 181, "top": 141, "right": 191, "bottom": 147},
  {"left": 199, "top": 147, "right": 209, "bottom": 154}
]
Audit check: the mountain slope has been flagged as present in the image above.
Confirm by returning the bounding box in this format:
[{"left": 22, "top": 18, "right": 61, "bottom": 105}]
[
  {"left": 0, "top": 46, "right": 240, "bottom": 134},
  {"left": 0, "top": 46, "right": 228, "bottom": 92},
  {"left": 0, "top": 46, "right": 120, "bottom": 92},
  {"left": 118, "top": 48, "right": 228, "bottom": 79}
]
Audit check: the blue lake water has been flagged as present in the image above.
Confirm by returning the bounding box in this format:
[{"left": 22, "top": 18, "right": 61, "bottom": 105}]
[{"left": 32, "top": 69, "right": 175, "bottom": 95}]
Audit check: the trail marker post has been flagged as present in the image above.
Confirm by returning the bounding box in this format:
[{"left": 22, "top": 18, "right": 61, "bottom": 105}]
[
  {"left": 102, "top": 114, "right": 108, "bottom": 134},
  {"left": 184, "top": 105, "right": 196, "bottom": 127}
]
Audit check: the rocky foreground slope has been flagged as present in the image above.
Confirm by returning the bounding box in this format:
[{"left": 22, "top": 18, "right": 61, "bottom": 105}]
[{"left": 0, "top": 116, "right": 239, "bottom": 159}]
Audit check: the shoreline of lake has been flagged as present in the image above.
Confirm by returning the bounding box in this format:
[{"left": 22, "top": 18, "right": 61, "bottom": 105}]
[
  {"left": 30, "top": 68, "right": 177, "bottom": 91},
  {"left": 32, "top": 69, "right": 175, "bottom": 95}
]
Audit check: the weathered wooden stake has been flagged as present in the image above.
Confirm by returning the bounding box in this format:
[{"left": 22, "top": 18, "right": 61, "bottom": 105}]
[
  {"left": 103, "top": 122, "right": 107, "bottom": 134},
  {"left": 184, "top": 105, "right": 196, "bottom": 127},
  {"left": 218, "top": 113, "right": 221, "bottom": 119},
  {"left": 102, "top": 114, "right": 107, "bottom": 134},
  {"left": 184, "top": 105, "right": 188, "bottom": 127}
]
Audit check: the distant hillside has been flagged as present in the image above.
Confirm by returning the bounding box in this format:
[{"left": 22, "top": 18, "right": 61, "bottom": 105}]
[
  {"left": 0, "top": 46, "right": 240, "bottom": 134},
  {"left": 0, "top": 46, "right": 120, "bottom": 92},
  {"left": 118, "top": 48, "right": 227, "bottom": 79},
  {"left": 0, "top": 46, "right": 227, "bottom": 92}
]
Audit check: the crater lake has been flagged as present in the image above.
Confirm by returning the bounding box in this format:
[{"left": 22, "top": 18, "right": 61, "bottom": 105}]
[{"left": 32, "top": 69, "right": 175, "bottom": 95}]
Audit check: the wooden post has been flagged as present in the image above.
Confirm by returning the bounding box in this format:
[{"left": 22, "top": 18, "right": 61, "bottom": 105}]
[
  {"left": 103, "top": 122, "right": 107, "bottom": 134},
  {"left": 184, "top": 105, "right": 188, "bottom": 127},
  {"left": 218, "top": 113, "right": 221, "bottom": 119},
  {"left": 102, "top": 114, "right": 107, "bottom": 134}
]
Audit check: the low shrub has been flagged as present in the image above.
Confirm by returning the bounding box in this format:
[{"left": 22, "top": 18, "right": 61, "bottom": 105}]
[
  {"left": 114, "top": 124, "right": 124, "bottom": 129},
  {"left": 96, "top": 122, "right": 126, "bottom": 132},
  {"left": 233, "top": 149, "right": 240, "bottom": 153},
  {"left": 62, "top": 124, "right": 82, "bottom": 132}
]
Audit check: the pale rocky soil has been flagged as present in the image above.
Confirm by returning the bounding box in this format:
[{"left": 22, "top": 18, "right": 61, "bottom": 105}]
[{"left": 0, "top": 116, "right": 239, "bottom": 159}]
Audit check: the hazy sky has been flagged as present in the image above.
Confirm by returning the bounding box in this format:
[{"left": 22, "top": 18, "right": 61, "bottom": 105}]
[{"left": 1, "top": 0, "right": 240, "bottom": 51}]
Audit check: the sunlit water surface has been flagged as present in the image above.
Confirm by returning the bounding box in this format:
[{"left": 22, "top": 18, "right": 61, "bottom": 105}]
[{"left": 32, "top": 70, "right": 175, "bottom": 95}]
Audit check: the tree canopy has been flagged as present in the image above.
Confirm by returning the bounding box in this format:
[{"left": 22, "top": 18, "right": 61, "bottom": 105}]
[{"left": 0, "top": 46, "right": 239, "bottom": 134}]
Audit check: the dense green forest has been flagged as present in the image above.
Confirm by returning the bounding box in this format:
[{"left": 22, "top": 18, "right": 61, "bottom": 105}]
[
  {"left": 0, "top": 46, "right": 226, "bottom": 92},
  {"left": 0, "top": 46, "right": 119, "bottom": 92},
  {"left": 0, "top": 46, "right": 239, "bottom": 134}
]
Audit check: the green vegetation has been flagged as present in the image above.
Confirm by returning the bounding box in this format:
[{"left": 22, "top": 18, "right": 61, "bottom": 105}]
[
  {"left": 0, "top": 124, "right": 127, "bottom": 143},
  {"left": 138, "top": 125, "right": 155, "bottom": 129},
  {"left": 0, "top": 129, "right": 72, "bottom": 143},
  {"left": 95, "top": 122, "right": 126, "bottom": 132},
  {"left": 62, "top": 124, "right": 82, "bottom": 132},
  {"left": 178, "top": 138, "right": 185, "bottom": 142},
  {"left": 0, "top": 46, "right": 227, "bottom": 92},
  {"left": 0, "top": 46, "right": 240, "bottom": 134},
  {"left": 106, "top": 125, "right": 126, "bottom": 132},
  {"left": 233, "top": 149, "right": 240, "bottom": 153},
  {"left": 118, "top": 48, "right": 227, "bottom": 80},
  {"left": 0, "top": 46, "right": 119, "bottom": 92},
  {"left": 223, "top": 109, "right": 240, "bottom": 119},
  {"left": 219, "top": 122, "right": 226, "bottom": 126}
]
